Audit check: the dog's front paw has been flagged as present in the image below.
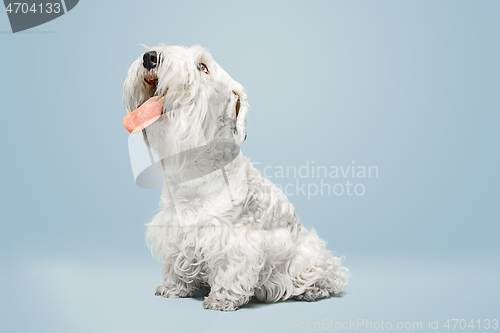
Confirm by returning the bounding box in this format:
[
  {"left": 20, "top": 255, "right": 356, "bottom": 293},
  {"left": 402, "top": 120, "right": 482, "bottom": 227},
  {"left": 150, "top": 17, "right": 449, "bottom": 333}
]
[
  {"left": 203, "top": 295, "right": 239, "bottom": 311},
  {"left": 155, "top": 285, "right": 192, "bottom": 298}
]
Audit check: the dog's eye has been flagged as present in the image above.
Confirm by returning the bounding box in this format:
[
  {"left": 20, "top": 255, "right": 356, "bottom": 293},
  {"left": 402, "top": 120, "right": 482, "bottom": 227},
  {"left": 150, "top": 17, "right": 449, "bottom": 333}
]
[{"left": 197, "top": 63, "right": 210, "bottom": 74}]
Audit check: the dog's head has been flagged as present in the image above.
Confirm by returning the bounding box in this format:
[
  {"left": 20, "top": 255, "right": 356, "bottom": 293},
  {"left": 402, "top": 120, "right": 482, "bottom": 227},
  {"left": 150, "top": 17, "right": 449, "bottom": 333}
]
[{"left": 123, "top": 45, "right": 249, "bottom": 147}]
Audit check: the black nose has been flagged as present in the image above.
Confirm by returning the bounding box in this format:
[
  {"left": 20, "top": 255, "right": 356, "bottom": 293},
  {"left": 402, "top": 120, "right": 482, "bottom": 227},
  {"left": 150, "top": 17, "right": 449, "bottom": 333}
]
[{"left": 143, "top": 51, "right": 158, "bottom": 70}]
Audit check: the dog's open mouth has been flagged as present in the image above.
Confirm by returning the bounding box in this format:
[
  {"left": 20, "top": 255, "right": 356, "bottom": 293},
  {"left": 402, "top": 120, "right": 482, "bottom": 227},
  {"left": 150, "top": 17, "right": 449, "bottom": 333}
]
[
  {"left": 141, "top": 68, "right": 168, "bottom": 103},
  {"left": 144, "top": 69, "right": 158, "bottom": 89},
  {"left": 123, "top": 95, "right": 165, "bottom": 134},
  {"left": 122, "top": 69, "right": 165, "bottom": 134}
]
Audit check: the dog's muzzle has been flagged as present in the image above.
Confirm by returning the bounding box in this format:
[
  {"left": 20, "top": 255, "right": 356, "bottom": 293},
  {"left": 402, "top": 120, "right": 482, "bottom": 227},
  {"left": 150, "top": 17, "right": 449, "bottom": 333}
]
[
  {"left": 142, "top": 51, "right": 159, "bottom": 88},
  {"left": 143, "top": 51, "right": 158, "bottom": 70}
]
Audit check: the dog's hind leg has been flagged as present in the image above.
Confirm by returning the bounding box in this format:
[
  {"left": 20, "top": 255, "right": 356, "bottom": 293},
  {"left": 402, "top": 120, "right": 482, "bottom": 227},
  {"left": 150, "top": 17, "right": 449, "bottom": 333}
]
[{"left": 290, "top": 227, "right": 349, "bottom": 301}]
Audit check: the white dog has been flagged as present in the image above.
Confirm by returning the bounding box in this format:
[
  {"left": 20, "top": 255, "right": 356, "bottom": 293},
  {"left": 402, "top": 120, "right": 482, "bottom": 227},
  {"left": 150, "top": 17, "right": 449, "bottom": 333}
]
[{"left": 123, "top": 44, "right": 349, "bottom": 311}]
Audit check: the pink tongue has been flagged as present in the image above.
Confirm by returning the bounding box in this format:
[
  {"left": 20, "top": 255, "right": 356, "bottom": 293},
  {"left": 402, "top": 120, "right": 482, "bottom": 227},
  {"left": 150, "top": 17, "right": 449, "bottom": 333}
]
[{"left": 123, "top": 97, "right": 164, "bottom": 134}]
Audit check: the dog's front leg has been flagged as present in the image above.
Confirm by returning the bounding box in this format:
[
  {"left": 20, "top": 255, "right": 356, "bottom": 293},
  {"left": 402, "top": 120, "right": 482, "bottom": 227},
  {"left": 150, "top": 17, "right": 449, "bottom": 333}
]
[
  {"left": 202, "top": 240, "right": 262, "bottom": 311},
  {"left": 203, "top": 281, "right": 254, "bottom": 312}
]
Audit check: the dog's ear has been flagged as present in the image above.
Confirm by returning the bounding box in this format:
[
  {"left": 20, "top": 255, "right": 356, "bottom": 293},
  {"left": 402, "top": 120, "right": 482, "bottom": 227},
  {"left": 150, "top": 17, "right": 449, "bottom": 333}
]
[{"left": 230, "top": 82, "right": 249, "bottom": 144}]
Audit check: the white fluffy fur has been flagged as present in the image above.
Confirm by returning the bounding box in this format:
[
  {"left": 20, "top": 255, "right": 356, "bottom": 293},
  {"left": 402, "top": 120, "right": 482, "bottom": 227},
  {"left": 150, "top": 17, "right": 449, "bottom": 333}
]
[{"left": 123, "top": 44, "right": 349, "bottom": 311}]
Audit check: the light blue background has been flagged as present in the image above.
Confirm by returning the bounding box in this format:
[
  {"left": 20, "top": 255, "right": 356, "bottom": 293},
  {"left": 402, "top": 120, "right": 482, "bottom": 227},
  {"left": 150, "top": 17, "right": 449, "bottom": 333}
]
[{"left": 1, "top": 1, "right": 499, "bottom": 332}]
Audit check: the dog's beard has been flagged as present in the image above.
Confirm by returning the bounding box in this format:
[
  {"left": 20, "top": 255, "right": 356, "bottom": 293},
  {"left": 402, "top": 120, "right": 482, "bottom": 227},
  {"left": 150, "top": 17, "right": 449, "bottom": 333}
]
[{"left": 124, "top": 59, "right": 158, "bottom": 113}]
